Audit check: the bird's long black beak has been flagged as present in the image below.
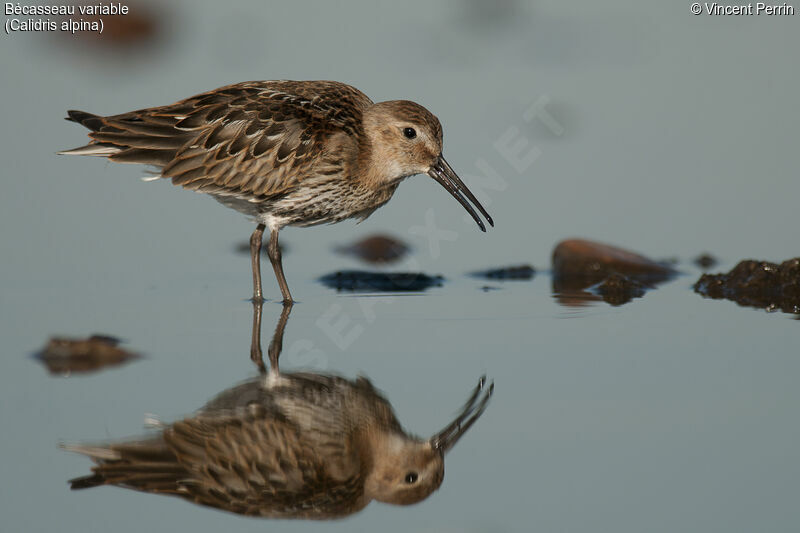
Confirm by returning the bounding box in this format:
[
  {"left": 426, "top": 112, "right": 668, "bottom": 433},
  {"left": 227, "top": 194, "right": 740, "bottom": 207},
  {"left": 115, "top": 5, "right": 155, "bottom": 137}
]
[
  {"left": 428, "top": 156, "right": 494, "bottom": 232},
  {"left": 430, "top": 375, "right": 494, "bottom": 454}
]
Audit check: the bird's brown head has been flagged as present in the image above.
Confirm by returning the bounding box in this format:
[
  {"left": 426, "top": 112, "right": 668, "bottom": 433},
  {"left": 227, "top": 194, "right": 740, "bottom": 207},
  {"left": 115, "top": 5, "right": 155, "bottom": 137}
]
[
  {"left": 362, "top": 100, "right": 493, "bottom": 232},
  {"left": 365, "top": 436, "right": 445, "bottom": 506},
  {"left": 363, "top": 100, "right": 442, "bottom": 180},
  {"left": 364, "top": 376, "right": 494, "bottom": 506}
]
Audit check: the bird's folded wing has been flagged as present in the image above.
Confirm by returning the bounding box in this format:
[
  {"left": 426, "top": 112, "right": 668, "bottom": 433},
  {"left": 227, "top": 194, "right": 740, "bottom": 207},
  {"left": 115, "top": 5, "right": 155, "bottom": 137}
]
[{"left": 76, "top": 81, "right": 372, "bottom": 199}]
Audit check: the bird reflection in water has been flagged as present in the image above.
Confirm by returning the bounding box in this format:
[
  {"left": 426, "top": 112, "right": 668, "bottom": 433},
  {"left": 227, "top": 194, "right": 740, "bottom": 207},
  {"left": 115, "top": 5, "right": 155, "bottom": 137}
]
[{"left": 63, "top": 301, "right": 493, "bottom": 518}]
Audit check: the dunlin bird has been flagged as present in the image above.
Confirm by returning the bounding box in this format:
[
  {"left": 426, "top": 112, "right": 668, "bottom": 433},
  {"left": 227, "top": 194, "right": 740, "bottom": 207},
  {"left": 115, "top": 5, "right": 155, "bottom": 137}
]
[
  {"left": 61, "top": 80, "right": 494, "bottom": 302},
  {"left": 63, "top": 372, "right": 493, "bottom": 518}
]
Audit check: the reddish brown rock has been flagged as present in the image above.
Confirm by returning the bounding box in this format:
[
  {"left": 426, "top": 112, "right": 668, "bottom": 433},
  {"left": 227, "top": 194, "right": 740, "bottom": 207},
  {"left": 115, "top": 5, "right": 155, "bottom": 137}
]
[
  {"left": 551, "top": 239, "right": 676, "bottom": 308},
  {"left": 335, "top": 234, "right": 410, "bottom": 264},
  {"left": 694, "top": 258, "right": 800, "bottom": 314},
  {"left": 35, "top": 335, "right": 141, "bottom": 376},
  {"left": 552, "top": 239, "right": 675, "bottom": 282}
]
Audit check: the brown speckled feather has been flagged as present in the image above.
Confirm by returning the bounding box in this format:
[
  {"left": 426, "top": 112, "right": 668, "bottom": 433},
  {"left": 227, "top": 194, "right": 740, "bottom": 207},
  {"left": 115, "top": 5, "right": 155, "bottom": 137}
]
[{"left": 68, "top": 81, "right": 373, "bottom": 201}]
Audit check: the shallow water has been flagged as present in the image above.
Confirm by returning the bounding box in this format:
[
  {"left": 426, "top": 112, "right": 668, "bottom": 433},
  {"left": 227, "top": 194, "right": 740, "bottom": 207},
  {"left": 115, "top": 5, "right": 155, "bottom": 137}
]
[{"left": 2, "top": 1, "right": 799, "bottom": 532}]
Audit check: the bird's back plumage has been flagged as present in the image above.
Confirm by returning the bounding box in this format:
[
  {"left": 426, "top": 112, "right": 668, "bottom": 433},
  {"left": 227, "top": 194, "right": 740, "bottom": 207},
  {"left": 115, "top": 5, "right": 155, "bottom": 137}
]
[{"left": 62, "top": 81, "right": 374, "bottom": 205}]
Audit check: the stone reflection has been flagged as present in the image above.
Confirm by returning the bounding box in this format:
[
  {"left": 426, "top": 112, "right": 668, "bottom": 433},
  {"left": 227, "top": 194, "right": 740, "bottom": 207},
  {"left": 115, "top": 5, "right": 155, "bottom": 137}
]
[{"left": 63, "top": 302, "right": 493, "bottom": 518}]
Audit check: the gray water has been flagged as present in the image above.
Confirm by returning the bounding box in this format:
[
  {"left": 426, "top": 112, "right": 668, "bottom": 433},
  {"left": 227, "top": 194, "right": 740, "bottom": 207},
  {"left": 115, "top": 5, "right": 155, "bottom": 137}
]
[{"left": 1, "top": 1, "right": 799, "bottom": 532}]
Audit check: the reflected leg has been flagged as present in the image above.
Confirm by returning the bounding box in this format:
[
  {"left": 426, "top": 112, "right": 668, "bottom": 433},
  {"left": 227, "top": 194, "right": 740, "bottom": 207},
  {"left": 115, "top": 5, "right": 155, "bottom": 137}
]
[
  {"left": 250, "top": 298, "right": 266, "bottom": 374},
  {"left": 250, "top": 300, "right": 293, "bottom": 375},
  {"left": 267, "top": 302, "right": 293, "bottom": 373}
]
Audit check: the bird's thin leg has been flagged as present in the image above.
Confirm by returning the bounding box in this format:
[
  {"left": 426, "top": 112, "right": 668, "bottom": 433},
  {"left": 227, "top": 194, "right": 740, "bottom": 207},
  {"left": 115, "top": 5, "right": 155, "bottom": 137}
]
[
  {"left": 249, "top": 224, "right": 266, "bottom": 303},
  {"left": 250, "top": 297, "right": 266, "bottom": 374},
  {"left": 267, "top": 229, "right": 293, "bottom": 304},
  {"left": 267, "top": 301, "right": 293, "bottom": 374}
]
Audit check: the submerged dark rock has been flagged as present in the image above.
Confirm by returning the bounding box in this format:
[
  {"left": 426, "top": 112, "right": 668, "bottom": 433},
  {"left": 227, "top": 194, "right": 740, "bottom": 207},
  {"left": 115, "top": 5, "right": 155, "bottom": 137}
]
[
  {"left": 471, "top": 265, "right": 535, "bottom": 280},
  {"left": 319, "top": 271, "right": 444, "bottom": 292},
  {"left": 334, "top": 234, "right": 410, "bottom": 264},
  {"left": 594, "top": 273, "right": 648, "bottom": 306},
  {"left": 694, "top": 258, "right": 800, "bottom": 314},
  {"left": 34, "top": 335, "right": 140, "bottom": 375},
  {"left": 551, "top": 239, "right": 677, "bottom": 307}
]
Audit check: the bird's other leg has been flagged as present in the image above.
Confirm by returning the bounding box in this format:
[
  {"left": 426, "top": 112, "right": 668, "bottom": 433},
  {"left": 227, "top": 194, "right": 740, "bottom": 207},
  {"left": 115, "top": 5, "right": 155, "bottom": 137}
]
[
  {"left": 267, "top": 229, "right": 293, "bottom": 304},
  {"left": 267, "top": 301, "right": 293, "bottom": 374},
  {"left": 249, "top": 224, "right": 266, "bottom": 303},
  {"left": 250, "top": 297, "right": 266, "bottom": 374}
]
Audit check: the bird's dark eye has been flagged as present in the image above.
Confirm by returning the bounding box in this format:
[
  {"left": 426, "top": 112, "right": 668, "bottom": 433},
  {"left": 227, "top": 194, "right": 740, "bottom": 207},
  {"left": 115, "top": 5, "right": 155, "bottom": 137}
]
[
  {"left": 403, "top": 127, "right": 417, "bottom": 139},
  {"left": 404, "top": 472, "right": 418, "bottom": 484}
]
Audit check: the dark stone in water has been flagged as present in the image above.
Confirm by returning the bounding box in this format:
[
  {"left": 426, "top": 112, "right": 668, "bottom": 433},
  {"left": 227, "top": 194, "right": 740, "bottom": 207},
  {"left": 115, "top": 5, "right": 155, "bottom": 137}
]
[
  {"left": 334, "top": 234, "right": 410, "bottom": 264},
  {"left": 471, "top": 265, "right": 535, "bottom": 280},
  {"left": 34, "top": 335, "right": 141, "bottom": 375},
  {"left": 694, "top": 258, "right": 800, "bottom": 314},
  {"left": 319, "top": 271, "right": 444, "bottom": 292},
  {"left": 594, "top": 273, "right": 648, "bottom": 306},
  {"left": 694, "top": 253, "right": 718, "bottom": 269}
]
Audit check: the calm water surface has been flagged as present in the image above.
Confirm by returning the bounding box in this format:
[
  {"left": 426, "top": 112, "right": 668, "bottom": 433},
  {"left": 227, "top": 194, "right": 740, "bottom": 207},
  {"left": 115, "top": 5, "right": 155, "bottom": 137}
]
[{"left": 1, "top": 2, "right": 798, "bottom": 532}]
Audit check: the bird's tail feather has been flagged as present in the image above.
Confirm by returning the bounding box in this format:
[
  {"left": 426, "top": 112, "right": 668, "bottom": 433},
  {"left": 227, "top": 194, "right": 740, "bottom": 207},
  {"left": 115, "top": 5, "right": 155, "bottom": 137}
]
[
  {"left": 65, "top": 109, "right": 105, "bottom": 131},
  {"left": 57, "top": 144, "right": 121, "bottom": 157},
  {"left": 60, "top": 439, "right": 183, "bottom": 492},
  {"left": 60, "top": 108, "right": 186, "bottom": 169}
]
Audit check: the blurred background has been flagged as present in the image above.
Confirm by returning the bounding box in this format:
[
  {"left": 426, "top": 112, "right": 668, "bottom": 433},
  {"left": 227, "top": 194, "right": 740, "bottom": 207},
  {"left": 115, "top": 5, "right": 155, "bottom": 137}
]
[{"left": 1, "top": 1, "right": 798, "bottom": 532}]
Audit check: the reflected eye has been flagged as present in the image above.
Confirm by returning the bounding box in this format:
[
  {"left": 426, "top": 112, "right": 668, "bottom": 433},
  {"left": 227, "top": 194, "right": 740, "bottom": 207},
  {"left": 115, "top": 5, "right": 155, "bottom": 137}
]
[
  {"left": 404, "top": 472, "right": 418, "bottom": 484},
  {"left": 403, "top": 127, "right": 417, "bottom": 139}
]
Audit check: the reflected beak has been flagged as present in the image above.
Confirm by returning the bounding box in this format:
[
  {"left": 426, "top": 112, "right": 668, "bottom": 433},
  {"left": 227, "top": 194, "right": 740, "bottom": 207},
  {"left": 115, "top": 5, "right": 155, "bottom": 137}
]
[
  {"left": 430, "top": 375, "right": 494, "bottom": 454},
  {"left": 427, "top": 156, "right": 494, "bottom": 232}
]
